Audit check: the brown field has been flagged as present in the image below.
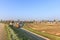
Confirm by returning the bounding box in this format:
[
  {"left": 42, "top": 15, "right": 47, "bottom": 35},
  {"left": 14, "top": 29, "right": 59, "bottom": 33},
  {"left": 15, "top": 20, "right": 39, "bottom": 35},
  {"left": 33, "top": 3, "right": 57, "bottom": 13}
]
[{"left": 24, "top": 22, "right": 60, "bottom": 36}]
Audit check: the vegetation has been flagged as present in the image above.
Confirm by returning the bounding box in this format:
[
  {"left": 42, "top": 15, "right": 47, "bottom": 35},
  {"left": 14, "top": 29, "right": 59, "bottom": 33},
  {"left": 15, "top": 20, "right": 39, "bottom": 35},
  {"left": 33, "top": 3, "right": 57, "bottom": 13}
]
[
  {"left": 6, "top": 25, "right": 34, "bottom": 40},
  {"left": 5, "top": 25, "right": 19, "bottom": 40},
  {"left": 23, "top": 23, "right": 60, "bottom": 40}
]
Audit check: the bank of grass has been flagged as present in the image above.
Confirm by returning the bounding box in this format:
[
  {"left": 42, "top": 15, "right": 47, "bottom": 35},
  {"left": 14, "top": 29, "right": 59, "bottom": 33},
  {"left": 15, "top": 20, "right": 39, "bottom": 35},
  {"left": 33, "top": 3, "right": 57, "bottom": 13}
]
[
  {"left": 5, "top": 24, "right": 10, "bottom": 40},
  {"left": 23, "top": 24, "right": 60, "bottom": 40},
  {"left": 8, "top": 25, "right": 33, "bottom": 40}
]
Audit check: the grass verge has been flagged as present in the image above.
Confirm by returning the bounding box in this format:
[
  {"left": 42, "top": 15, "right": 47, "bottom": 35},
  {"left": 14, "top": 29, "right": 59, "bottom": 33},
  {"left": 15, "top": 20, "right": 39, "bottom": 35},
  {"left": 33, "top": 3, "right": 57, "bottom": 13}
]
[
  {"left": 8, "top": 25, "right": 33, "bottom": 40},
  {"left": 5, "top": 24, "right": 10, "bottom": 40},
  {"left": 5, "top": 24, "right": 20, "bottom": 40}
]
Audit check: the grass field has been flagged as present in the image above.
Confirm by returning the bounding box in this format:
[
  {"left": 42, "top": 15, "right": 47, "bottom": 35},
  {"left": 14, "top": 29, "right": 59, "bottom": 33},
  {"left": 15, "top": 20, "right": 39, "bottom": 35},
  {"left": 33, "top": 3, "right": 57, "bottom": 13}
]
[{"left": 23, "top": 22, "right": 60, "bottom": 40}]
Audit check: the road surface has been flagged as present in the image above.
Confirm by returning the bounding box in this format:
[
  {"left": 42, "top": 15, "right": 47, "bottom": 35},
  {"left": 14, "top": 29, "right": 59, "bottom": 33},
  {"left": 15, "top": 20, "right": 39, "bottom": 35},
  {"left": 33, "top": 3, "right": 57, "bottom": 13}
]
[
  {"left": 18, "top": 28, "right": 48, "bottom": 40},
  {"left": 0, "top": 23, "right": 7, "bottom": 40},
  {"left": 20, "top": 28, "right": 50, "bottom": 40}
]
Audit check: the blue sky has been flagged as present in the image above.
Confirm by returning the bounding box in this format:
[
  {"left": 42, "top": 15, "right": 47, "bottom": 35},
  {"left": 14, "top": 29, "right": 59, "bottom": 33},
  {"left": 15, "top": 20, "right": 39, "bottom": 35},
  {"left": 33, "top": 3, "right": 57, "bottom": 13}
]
[{"left": 0, "top": 0, "right": 60, "bottom": 20}]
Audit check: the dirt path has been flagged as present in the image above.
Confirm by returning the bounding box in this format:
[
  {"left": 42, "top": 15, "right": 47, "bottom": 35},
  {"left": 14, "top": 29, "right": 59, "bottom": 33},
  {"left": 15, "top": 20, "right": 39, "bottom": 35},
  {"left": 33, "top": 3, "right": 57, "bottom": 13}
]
[{"left": 0, "top": 23, "right": 7, "bottom": 40}]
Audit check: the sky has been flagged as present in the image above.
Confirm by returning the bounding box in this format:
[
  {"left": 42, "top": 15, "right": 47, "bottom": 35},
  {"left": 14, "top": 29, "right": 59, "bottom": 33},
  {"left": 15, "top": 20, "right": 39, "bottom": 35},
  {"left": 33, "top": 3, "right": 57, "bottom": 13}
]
[{"left": 0, "top": 0, "right": 60, "bottom": 20}]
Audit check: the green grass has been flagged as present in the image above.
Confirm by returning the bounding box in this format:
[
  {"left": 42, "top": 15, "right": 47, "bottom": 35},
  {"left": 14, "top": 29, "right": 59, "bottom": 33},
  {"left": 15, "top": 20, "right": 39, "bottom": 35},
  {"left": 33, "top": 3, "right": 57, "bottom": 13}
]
[
  {"left": 23, "top": 24, "right": 60, "bottom": 40},
  {"left": 5, "top": 24, "right": 11, "bottom": 40},
  {"left": 8, "top": 25, "right": 33, "bottom": 40},
  {"left": 5, "top": 25, "right": 20, "bottom": 40}
]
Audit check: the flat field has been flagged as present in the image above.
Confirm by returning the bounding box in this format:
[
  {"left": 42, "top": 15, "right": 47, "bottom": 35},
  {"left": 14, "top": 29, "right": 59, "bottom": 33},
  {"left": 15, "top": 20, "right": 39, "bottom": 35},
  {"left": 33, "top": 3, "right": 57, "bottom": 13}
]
[{"left": 23, "top": 22, "right": 60, "bottom": 40}]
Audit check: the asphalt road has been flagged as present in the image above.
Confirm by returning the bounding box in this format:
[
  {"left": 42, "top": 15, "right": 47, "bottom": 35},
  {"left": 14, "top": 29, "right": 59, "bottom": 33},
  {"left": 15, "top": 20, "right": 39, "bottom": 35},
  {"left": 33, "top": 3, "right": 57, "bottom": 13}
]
[{"left": 19, "top": 28, "right": 46, "bottom": 40}]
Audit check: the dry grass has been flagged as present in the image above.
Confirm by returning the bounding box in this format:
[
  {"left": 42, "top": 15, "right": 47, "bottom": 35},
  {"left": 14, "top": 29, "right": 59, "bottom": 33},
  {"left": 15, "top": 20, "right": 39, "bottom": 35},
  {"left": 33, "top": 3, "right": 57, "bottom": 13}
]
[{"left": 24, "top": 22, "right": 60, "bottom": 36}]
